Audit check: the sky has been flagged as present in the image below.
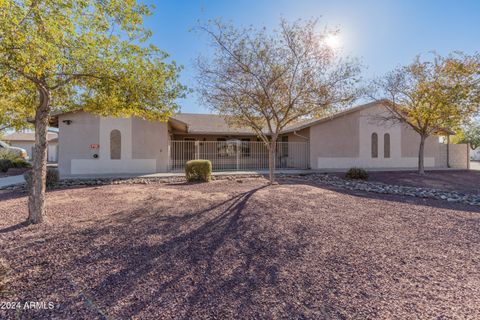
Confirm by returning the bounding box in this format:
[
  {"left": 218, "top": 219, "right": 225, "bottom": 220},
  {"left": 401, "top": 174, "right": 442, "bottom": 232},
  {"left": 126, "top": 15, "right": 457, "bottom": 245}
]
[{"left": 143, "top": 0, "right": 480, "bottom": 114}]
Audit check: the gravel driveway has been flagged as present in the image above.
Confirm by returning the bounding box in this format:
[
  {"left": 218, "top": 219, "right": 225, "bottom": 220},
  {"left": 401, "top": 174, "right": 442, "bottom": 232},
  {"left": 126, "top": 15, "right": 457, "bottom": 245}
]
[{"left": 1, "top": 179, "right": 480, "bottom": 319}]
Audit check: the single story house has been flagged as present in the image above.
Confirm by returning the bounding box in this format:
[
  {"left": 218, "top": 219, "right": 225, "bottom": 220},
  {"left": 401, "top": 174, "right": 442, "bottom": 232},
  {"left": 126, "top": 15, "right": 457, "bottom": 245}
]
[
  {"left": 50, "top": 101, "right": 470, "bottom": 177},
  {"left": 3, "top": 131, "right": 58, "bottom": 162}
]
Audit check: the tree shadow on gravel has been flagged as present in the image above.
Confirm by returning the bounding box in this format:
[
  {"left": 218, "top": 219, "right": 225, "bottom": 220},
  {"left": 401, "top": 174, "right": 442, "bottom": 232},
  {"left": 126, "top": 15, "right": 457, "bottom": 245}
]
[
  {"left": 8, "top": 184, "right": 320, "bottom": 319},
  {"left": 0, "top": 190, "right": 28, "bottom": 202},
  {"left": 0, "top": 221, "right": 30, "bottom": 234},
  {"left": 279, "top": 178, "right": 480, "bottom": 213}
]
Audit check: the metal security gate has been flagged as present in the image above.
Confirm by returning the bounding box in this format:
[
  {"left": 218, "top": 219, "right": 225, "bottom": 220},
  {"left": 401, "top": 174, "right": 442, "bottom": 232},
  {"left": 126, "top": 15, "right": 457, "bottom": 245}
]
[{"left": 169, "top": 140, "right": 309, "bottom": 172}]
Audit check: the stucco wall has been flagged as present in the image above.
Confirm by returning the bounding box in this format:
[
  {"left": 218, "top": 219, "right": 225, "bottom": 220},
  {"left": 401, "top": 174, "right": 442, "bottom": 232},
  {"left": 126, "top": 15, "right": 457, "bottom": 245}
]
[
  {"left": 132, "top": 117, "right": 170, "bottom": 172},
  {"left": 400, "top": 124, "right": 439, "bottom": 158},
  {"left": 438, "top": 144, "right": 470, "bottom": 169},
  {"left": 309, "top": 111, "right": 360, "bottom": 162},
  {"left": 59, "top": 112, "right": 169, "bottom": 176},
  {"left": 309, "top": 104, "right": 443, "bottom": 169},
  {"left": 58, "top": 112, "right": 100, "bottom": 176}
]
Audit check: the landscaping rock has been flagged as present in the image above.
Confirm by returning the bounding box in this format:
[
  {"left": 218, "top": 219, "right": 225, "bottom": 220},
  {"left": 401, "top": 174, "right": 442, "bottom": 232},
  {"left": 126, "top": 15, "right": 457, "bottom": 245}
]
[
  {"left": 0, "top": 174, "right": 265, "bottom": 191},
  {"left": 2, "top": 171, "right": 479, "bottom": 207},
  {"left": 286, "top": 173, "right": 480, "bottom": 207}
]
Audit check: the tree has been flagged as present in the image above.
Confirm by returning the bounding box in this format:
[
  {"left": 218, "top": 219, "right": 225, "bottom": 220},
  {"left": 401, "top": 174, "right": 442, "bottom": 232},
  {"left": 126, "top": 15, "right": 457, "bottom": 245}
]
[
  {"left": 372, "top": 53, "right": 480, "bottom": 174},
  {"left": 0, "top": 0, "right": 186, "bottom": 224},
  {"left": 196, "top": 19, "right": 361, "bottom": 183},
  {"left": 456, "top": 121, "right": 480, "bottom": 149}
]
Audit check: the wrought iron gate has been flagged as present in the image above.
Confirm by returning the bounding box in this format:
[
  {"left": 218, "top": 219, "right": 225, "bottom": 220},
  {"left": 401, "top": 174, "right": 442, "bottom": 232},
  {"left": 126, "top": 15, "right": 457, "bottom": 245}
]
[{"left": 169, "top": 140, "right": 309, "bottom": 172}]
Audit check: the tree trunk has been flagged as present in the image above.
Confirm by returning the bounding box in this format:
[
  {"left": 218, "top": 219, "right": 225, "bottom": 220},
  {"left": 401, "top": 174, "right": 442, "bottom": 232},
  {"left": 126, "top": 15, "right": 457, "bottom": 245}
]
[
  {"left": 268, "top": 137, "right": 277, "bottom": 184},
  {"left": 28, "top": 90, "right": 50, "bottom": 224},
  {"left": 418, "top": 134, "right": 426, "bottom": 175}
]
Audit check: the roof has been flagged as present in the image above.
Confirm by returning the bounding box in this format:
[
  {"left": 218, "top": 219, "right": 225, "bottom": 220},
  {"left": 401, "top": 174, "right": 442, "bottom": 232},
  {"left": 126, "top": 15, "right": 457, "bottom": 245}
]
[
  {"left": 3, "top": 132, "right": 58, "bottom": 142},
  {"left": 47, "top": 100, "right": 389, "bottom": 135},
  {"left": 171, "top": 113, "right": 257, "bottom": 135},
  {"left": 173, "top": 101, "right": 388, "bottom": 135}
]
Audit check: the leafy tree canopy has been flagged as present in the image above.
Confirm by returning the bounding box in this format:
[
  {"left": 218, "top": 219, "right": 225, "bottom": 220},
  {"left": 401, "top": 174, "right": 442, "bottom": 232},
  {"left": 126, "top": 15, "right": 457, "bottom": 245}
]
[
  {"left": 372, "top": 52, "right": 480, "bottom": 174},
  {"left": 452, "top": 120, "right": 480, "bottom": 149},
  {"left": 0, "top": 0, "right": 186, "bottom": 129},
  {"left": 0, "top": 0, "right": 186, "bottom": 224},
  {"left": 196, "top": 19, "right": 361, "bottom": 182}
]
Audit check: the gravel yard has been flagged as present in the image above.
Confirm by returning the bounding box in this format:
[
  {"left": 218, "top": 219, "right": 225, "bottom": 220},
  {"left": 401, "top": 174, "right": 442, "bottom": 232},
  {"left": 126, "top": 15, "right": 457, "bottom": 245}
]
[
  {"left": 363, "top": 170, "right": 480, "bottom": 195},
  {"left": 1, "top": 178, "right": 480, "bottom": 319}
]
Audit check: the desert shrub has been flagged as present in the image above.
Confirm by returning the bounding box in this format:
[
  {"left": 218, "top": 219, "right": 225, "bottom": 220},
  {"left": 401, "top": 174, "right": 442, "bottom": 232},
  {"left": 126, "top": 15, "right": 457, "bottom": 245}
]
[
  {"left": 0, "top": 159, "right": 13, "bottom": 172},
  {"left": 345, "top": 167, "right": 369, "bottom": 180},
  {"left": 24, "top": 168, "right": 59, "bottom": 191},
  {"left": 0, "top": 150, "right": 30, "bottom": 171},
  {"left": 11, "top": 158, "right": 31, "bottom": 169},
  {"left": 185, "top": 159, "right": 212, "bottom": 182}
]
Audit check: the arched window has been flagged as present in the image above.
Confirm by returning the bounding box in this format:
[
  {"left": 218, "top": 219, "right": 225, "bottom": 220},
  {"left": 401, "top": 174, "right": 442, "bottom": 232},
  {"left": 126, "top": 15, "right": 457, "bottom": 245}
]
[
  {"left": 110, "top": 129, "right": 121, "bottom": 159},
  {"left": 371, "top": 133, "right": 378, "bottom": 158},
  {"left": 384, "top": 133, "right": 390, "bottom": 158}
]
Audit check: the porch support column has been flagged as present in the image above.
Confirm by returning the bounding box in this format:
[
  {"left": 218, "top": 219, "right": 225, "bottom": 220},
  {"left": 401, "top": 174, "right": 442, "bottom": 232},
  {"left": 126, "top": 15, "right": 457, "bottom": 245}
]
[{"left": 195, "top": 141, "right": 200, "bottom": 160}]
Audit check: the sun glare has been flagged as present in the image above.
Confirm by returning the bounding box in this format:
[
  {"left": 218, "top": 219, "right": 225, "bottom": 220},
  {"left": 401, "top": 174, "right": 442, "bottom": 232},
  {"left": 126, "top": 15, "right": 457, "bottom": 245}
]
[{"left": 324, "top": 33, "right": 341, "bottom": 49}]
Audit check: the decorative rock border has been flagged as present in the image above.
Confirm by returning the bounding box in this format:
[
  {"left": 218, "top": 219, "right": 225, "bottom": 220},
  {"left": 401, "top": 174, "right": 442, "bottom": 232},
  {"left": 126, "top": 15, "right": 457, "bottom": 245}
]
[
  {"left": 287, "top": 173, "right": 480, "bottom": 206},
  {"left": 2, "top": 172, "right": 479, "bottom": 207},
  {"left": 0, "top": 174, "right": 264, "bottom": 191}
]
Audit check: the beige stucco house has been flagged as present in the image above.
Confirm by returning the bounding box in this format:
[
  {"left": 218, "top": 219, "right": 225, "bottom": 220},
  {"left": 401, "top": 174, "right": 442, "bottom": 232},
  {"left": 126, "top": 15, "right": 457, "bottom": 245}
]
[{"left": 50, "top": 101, "right": 470, "bottom": 177}]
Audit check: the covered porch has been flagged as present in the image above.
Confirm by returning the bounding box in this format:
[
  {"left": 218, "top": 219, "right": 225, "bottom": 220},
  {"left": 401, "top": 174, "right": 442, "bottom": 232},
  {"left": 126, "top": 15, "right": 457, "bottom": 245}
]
[{"left": 168, "top": 139, "right": 310, "bottom": 172}]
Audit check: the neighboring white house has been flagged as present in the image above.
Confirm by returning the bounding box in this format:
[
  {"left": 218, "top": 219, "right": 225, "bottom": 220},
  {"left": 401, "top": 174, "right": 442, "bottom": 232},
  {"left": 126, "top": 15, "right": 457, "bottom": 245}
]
[
  {"left": 3, "top": 131, "right": 58, "bottom": 162},
  {"left": 471, "top": 148, "right": 480, "bottom": 161}
]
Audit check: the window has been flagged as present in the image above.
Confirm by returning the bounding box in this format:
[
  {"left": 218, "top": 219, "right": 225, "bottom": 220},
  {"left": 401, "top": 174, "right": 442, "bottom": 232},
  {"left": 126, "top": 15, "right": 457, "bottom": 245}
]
[
  {"left": 110, "top": 130, "right": 121, "bottom": 159},
  {"left": 384, "top": 133, "right": 390, "bottom": 158},
  {"left": 371, "top": 133, "right": 378, "bottom": 158}
]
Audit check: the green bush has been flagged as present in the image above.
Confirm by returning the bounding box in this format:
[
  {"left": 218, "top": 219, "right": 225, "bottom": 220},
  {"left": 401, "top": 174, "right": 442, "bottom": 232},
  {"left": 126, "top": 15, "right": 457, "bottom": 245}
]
[
  {"left": 345, "top": 167, "right": 369, "bottom": 180},
  {"left": 0, "top": 150, "right": 30, "bottom": 172},
  {"left": 11, "top": 158, "right": 31, "bottom": 169},
  {"left": 185, "top": 159, "right": 212, "bottom": 182},
  {"left": 0, "top": 159, "right": 13, "bottom": 172},
  {"left": 24, "top": 168, "right": 60, "bottom": 191}
]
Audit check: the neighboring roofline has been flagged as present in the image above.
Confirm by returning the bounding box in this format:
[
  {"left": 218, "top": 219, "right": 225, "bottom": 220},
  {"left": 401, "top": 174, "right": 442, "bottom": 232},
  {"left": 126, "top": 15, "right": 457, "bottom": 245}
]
[
  {"left": 432, "top": 128, "right": 456, "bottom": 136},
  {"left": 2, "top": 131, "right": 58, "bottom": 142},
  {"left": 3, "top": 135, "right": 58, "bottom": 142}
]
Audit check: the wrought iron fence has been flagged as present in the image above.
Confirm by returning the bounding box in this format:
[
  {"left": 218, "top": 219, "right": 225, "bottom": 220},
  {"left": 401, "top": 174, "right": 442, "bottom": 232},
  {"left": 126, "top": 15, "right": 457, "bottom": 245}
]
[{"left": 169, "top": 140, "right": 309, "bottom": 172}]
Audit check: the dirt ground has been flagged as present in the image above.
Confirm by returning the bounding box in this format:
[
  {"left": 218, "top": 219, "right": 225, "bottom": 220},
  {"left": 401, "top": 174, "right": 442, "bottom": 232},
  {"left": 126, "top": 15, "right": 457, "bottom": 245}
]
[
  {"left": 1, "top": 178, "right": 480, "bottom": 319},
  {"left": 358, "top": 170, "right": 480, "bottom": 195}
]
